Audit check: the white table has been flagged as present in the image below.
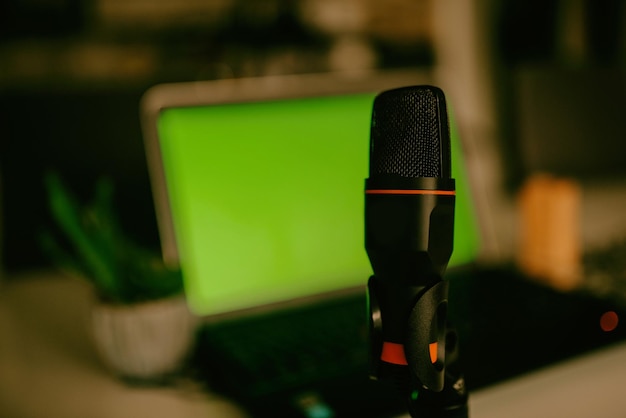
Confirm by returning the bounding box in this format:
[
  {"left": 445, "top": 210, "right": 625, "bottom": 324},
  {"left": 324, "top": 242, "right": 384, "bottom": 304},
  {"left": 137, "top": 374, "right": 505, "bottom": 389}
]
[{"left": 0, "top": 271, "right": 246, "bottom": 418}]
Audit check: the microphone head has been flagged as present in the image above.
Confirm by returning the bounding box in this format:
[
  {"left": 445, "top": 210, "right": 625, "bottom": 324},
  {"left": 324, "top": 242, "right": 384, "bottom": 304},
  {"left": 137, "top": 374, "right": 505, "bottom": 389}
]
[{"left": 369, "top": 85, "right": 451, "bottom": 178}]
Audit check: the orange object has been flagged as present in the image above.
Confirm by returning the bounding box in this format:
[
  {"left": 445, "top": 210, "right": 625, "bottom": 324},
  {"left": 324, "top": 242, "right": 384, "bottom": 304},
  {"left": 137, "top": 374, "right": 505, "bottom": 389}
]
[
  {"left": 429, "top": 342, "right": 438, "bottom": 364},
  {"left": 517, "top": 174, "right": 582, "bottom": 291},
  {"left": 380, "top": 342, "right": 408, "bottom": 365}
]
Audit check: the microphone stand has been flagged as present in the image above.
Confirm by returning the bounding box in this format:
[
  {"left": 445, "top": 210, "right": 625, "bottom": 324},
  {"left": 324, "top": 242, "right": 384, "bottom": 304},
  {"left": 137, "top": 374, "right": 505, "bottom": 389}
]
[
  {"left": 405, "top": 326, "right": 469, "bottom": 418},
  {"left": 367, "top": 272, "right": 469, "bottom": 417}
]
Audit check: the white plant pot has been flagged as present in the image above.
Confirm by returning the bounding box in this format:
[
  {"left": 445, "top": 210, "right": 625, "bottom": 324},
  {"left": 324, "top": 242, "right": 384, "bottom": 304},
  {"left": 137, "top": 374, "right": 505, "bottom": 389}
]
[{"left": 91, "top": 295, "right": 197, "bottom": 381}]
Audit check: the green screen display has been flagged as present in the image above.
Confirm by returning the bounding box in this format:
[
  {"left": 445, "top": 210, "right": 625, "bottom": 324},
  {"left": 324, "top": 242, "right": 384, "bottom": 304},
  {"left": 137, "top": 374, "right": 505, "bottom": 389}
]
[{"left": 157, "top": 93, "right": 479, "bottom": 316}]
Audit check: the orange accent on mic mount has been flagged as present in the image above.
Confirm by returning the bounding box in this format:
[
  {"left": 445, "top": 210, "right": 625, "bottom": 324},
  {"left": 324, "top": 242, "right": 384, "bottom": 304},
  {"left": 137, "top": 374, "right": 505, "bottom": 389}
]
[
  {"left": 429, "top": 342, "right": 438, "bottom": 364},
  {"left": 380, "top": 342, "right": 408, "bottom": 365}
]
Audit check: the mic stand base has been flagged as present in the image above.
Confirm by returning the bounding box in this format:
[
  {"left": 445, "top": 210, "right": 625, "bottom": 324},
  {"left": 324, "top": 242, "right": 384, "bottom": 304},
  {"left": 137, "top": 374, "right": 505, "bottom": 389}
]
[
  {"left": 406, "top": 374, "right": 469, "bottom": 418},
  {"left": 406, "top": 328, "right": 469, "bottom": 418}
]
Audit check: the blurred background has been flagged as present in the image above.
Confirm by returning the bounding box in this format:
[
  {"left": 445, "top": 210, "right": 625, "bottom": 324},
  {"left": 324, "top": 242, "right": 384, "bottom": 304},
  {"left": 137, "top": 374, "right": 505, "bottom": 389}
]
[
  {"left": 3, "top": 1, "right": 626, "bottom": 417},
  {"left": 1, "top": 0, "right": 626, "bottom": 284}
]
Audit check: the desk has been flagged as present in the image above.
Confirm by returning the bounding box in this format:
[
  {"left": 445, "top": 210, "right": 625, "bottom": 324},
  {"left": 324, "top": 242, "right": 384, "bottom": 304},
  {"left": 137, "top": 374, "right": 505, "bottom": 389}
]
[
  {"left": 0, "top": 271, "right": 246, "bottom": 418},
  {"left": 468, "top": 339, "right": 626, "bottom": 418},
  {"left": 2, "top": 271, "right": 626, "bottom": 417}
]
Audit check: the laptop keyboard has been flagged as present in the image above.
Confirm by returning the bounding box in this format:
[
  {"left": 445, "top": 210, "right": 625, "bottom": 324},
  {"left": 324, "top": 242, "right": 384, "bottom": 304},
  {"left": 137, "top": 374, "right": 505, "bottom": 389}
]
[
  {"left": 190, "top": 267, "right": 626, "bottom": 416},
  {"left": 192, "top": 292, "right": 369, "bottom": 399}
]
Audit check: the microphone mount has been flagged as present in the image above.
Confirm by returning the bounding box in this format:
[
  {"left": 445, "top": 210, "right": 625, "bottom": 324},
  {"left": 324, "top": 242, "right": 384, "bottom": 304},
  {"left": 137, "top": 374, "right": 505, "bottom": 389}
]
[{"left": 364, "top": 85, "right": 469, "bottom": 417}]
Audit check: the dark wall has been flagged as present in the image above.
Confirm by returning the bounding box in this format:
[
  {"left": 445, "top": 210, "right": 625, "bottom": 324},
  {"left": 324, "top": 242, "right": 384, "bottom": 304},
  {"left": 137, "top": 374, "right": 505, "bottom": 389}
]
[{"left": 0, "top": 86, "right": 160, "bottom": 272}]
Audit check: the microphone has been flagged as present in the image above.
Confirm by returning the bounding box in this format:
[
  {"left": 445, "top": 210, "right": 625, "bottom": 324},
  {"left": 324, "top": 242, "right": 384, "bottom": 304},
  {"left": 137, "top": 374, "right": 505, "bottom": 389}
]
[{"left": 365, "top": 86, "right": 467, "bottom": 416}]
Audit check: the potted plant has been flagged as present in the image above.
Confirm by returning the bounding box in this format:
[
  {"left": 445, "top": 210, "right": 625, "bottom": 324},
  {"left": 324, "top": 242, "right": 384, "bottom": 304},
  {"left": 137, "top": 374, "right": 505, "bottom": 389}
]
[{"left": 40, "top": 172, "right": 196, "bottom": 382}]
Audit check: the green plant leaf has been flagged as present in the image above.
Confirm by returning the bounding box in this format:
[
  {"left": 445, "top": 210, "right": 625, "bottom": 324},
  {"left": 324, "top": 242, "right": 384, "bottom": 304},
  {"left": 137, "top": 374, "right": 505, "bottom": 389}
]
[
  {"left": 42, "top": 172, "right": 184, "bottom": 304},
  {"left": 44, "top": 172, "right": 120, "bottom": 300}
]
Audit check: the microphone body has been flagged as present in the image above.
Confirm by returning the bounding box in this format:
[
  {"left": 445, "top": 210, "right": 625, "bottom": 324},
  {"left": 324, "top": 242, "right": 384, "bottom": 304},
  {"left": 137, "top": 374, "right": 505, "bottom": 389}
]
[
  {"left": 365, "top": 86, "right": 468, "bottom": 416},
  {"left": 366, "top": 177, "right": 454, "bottom": 390}
]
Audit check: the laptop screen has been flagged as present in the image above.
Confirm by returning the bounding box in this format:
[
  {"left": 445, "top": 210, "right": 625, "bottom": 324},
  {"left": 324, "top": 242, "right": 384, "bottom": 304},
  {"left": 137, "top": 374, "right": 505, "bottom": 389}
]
[{"left": 151, "top": 87, "right": 480, "bottom": 316}]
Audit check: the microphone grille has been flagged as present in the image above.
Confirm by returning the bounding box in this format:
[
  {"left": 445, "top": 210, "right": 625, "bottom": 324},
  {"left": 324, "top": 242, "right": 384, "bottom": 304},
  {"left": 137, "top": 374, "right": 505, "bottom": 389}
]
[{"left": 369, "top": 85, "right": 451, "bottom": 178}]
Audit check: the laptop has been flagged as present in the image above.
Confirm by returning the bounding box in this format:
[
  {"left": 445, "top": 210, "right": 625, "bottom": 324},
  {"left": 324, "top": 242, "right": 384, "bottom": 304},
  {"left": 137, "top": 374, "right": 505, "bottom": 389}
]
[{"left": 139, "top": 70, "right": 481, "bottom": 417}]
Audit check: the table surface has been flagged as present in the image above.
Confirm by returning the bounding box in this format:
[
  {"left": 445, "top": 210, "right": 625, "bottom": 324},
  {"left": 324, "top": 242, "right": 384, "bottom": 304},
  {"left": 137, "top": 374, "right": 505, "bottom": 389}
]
[{"left": 2, "top": 271, "right": 626, "bottom": 418}]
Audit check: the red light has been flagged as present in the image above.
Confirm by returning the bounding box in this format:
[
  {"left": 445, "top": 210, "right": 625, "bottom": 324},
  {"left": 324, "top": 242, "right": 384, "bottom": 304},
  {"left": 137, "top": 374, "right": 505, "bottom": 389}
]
[{"left": 600, "top": 311, "right": 619, "bottom": 332}]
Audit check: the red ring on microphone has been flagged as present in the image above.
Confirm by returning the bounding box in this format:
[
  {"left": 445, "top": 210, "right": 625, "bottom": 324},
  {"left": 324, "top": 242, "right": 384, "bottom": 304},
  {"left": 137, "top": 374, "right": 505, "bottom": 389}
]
[{"left": 366, "top": 189, "right": 456, "bottom": 196}]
